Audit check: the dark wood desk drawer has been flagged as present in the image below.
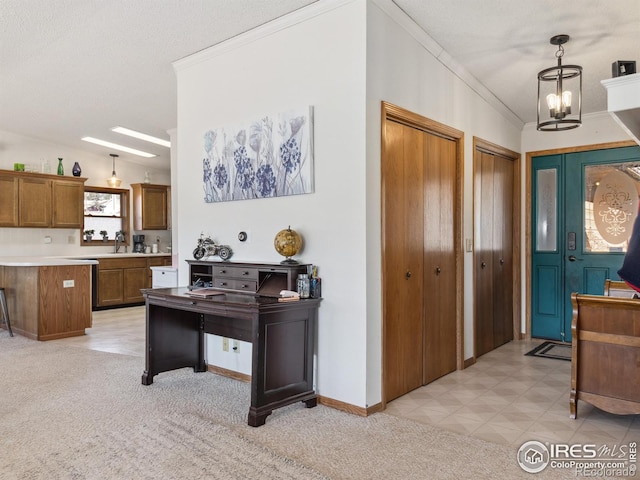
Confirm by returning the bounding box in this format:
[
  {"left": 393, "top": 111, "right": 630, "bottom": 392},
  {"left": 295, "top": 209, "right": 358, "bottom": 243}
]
[
  {"left": 211, "top": 278, "right": 257, "bottom": 292},
  {"left": 203, "top": 314, "right": 252, "bottom": 342},
  {"left": 212, "top": 265, "right": 258, "bottom": 280}
]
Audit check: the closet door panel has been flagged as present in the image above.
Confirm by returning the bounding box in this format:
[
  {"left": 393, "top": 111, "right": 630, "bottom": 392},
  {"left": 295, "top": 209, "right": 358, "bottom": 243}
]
[
  {"left": 423, "top": 133, "right": 457, "bottom": 384},
  {"left": 382, "top": 121, "right": 424, "bottom": 401}
]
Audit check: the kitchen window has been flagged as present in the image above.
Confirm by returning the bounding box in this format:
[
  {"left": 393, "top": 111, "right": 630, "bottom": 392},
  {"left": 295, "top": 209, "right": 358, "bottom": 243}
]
[{"left": 82, "top": 187, "right": 129, "bottom": 246}]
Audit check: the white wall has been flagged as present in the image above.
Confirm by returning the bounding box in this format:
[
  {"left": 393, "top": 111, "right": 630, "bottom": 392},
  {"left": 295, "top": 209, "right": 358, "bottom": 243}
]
[
  {"left": 174, "top": 0, "right": 533, "bottom": 409},
  {"left": 521, "top": 112, "right": 634, "bottom": 153},
  {"left": 0, "top": 129, "right": 171, "bottom": 256},
  {"left": 174, "top": 0, "right": 368, "bottom": 405},
  {"left": 365, "top": 0, "right": 522, "bottom": 401}
]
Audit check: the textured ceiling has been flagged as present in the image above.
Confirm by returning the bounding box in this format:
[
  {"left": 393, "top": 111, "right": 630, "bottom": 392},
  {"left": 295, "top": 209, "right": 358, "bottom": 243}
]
[{"left": 1, "top": 0, "right": 638, "bottom": 170}]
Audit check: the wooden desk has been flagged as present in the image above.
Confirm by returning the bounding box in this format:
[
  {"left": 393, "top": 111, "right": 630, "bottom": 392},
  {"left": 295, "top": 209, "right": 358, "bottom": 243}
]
[{"left": 141, "top": 287, "right": 320, "bottom": 426}]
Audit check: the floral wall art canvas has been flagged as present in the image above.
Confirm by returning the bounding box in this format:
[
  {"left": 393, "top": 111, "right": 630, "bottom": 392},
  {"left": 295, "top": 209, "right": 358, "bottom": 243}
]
[{"left": 202, "top": 107, "right": 314, "bottom": 203}]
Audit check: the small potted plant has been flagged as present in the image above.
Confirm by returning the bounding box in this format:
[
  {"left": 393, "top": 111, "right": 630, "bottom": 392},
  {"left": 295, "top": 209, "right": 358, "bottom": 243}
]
[
  {"left": 83, "top": 229, "right": 94, "bottom": 241},
  {"left": 100, "top": 230, "right": 109, "bottom": 242}
]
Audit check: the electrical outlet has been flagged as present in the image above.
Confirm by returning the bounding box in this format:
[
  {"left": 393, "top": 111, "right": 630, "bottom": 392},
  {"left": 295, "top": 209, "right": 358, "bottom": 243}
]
[
  {"left": 232, "top": 340, "right": 240, "bottom": 353},
  {"left": 222, "top": 337, "right": 229, "bottom": 352},
  {"left": 44, "top": 236, "right": 52, "bottom": 244}
]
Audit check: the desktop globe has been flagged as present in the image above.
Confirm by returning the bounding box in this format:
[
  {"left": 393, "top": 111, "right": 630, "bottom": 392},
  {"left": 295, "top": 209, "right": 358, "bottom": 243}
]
[{"left": 274, "top": 226, "right": 302, "bottom": 264}]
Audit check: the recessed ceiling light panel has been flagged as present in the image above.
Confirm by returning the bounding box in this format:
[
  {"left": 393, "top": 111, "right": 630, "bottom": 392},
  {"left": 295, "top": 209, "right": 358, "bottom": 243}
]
[
  {"left": 111, "top": 126, "right": 171, "bottom": 148},
  {"left": 81, "top": 137, "right": 157, "bottom": 158}
]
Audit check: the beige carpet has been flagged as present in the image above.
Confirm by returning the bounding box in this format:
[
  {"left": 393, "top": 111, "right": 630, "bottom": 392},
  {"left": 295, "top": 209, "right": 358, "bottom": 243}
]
[{"left": 0, "top": 334, "right": 575, "bottom": 479}]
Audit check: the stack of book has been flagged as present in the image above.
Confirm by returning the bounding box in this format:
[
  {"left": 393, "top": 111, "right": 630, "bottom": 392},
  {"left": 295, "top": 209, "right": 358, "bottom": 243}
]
[
  {"left": 278, "top": 290, "right": 300, "bottom": 302},
  {"left": 186, "top": 288, "right": 225, "bottom": 298}
]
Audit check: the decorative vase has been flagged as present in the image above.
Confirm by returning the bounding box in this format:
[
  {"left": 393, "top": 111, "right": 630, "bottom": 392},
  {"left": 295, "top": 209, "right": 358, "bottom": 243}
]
[
  {"left": 57, "top": 158, "right": 64, "bottom": 176},
  {"left": 72, "top": 161, "right": 81, "bottom": 177}
]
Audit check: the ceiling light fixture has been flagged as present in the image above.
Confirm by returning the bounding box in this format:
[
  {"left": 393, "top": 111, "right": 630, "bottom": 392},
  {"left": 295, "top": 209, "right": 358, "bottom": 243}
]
[
  {"left": 111, "top": 126, "right": 171, "bottom": 148},
  {"left": 107, "top": 154, "right": 122, "bottom": 188},
  {"left": 537, "top": 34, "right": 582, "bottom": 131},
  {"left": 81, "top": 137, "right": 156, "bottom": 158}
]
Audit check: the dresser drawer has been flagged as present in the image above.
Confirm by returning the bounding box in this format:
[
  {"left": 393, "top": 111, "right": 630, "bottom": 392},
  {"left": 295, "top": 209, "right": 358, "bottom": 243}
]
[
  {"left": 211, "top": 278, "right": 257, "bottom": 292},
  {"left": 212, "top": 265, "right": 258, "bottom": 280}
]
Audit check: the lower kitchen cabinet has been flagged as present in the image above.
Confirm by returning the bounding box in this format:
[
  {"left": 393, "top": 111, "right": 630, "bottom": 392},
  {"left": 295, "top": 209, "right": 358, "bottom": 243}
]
[{"left": 96, "top": 255, "right": 171, "bottom": 308}]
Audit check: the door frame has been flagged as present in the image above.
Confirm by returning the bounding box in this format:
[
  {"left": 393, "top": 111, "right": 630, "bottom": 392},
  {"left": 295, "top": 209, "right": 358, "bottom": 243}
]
[
  {"left": 380, "top": 101, "right": 464, "bottom": 407},
  {"left": 472, "top": 137, "right": 522, "bottom": 356},
  {"left": 525, "top": 140, "right": 637, "bottom": 338}
]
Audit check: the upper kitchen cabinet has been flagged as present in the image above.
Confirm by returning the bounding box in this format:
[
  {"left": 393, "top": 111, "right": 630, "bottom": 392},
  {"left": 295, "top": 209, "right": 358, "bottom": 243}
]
[
  {"left": 19, "top": 176, "right": 52, "bottom": 227},
  {"left": 51, "top": 178, "right": 85, "bottom": 228},
  {"left": 0, "top": 170, "right": 86, "bottom": 228},
  {"left": 0, "top": 174, "right": 19, "bottom": 226},
  {"left": 131, "top": 183, "right": 169, "bottom": 230}
]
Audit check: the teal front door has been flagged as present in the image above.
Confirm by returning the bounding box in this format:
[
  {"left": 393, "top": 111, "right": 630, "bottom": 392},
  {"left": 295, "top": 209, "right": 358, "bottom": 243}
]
[{"left": 531, "top": 146, "right": 640, "bottom": 342}]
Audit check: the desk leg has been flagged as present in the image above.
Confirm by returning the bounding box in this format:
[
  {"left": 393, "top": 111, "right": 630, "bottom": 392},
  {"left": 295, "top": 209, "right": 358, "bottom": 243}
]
[
  {"left": 248, "top": 408, "right": 271, "bottom": 427},
  {"left": 142, "top": 304, "right": 204, "bottom": 385},
  {"left": 142, "top": 371, "right": 153, "bottom": 386}
]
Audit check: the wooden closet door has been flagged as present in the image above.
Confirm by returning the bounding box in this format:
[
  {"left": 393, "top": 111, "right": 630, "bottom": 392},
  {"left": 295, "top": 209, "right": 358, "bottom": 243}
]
[
  {"left": 383, "top": 120, "right": 425, "bottom": 402},
  {"left": 493, "top": 155, "right": 514, "bottom": 347},
  {"left": 474, "top": 150, "right": 514, "bottom": 357},
  {"left": 423, "top": 133, "right": 457, "bottom": 384},
  {"left": 475, "top": 151, "right": 495, "bottom": 357}
]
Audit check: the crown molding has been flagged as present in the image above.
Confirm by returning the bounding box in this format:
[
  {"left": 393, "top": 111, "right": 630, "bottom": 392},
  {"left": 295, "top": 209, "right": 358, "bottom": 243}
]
[
  {"left": 173, "top": 0, "right": 356, "bottom": 72},
  {"left": 373, "top": 0, "right": 524, "bottom": 129}
]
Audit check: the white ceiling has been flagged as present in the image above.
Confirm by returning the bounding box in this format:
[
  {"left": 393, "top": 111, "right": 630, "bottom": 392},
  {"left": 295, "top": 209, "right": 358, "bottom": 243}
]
[{"left": 1, "top": 0, "right": 638, "bottom": 170}]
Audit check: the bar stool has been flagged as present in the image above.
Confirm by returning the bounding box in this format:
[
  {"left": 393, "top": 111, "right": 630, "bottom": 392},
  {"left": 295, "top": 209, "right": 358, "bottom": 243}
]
[{"left": 0, "top": 287, "right": 13, "bottom": 337}]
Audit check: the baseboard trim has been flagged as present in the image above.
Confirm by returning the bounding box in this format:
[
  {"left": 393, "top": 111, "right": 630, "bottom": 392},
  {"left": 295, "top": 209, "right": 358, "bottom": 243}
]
[
  {"left": 463, "top": 356, "right": 476, "bottom": 369},
  {"left": 207, "top": 364, "right": 379, "bottom": 416},
  {"left": 207, "top": 364, "right": 251, "bottom": 383},
  {"left": 318, "top": 395, "right": 383, "bottom": 417}
]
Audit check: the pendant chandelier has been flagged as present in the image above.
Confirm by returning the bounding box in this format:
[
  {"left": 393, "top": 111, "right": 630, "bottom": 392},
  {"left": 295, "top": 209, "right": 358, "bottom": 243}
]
[
  {"left": 107, "top": 153, "right": 122, "bottom": 187},
  {"left": 537, "top": 34, "right": 582, "bottom": 131}
]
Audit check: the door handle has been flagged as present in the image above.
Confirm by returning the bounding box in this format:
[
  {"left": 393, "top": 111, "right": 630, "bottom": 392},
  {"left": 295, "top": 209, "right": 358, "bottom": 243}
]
[
  {"left": 481, "top": 262, "right": 486, "bottom": 269},
  {"left": 435, "top": 266, "right": 441, "bottom": 275},
  {"left": 405, "top": 271, "right": 412, "bottom": 279},
  {"left": 568, "top": 255, "right": 583, "bottom": 262}
]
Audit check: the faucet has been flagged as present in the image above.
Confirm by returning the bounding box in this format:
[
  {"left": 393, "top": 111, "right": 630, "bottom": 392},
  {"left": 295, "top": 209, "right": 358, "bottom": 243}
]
[{"left": 114, "top": 232, "right": 125, "bottom": 253}]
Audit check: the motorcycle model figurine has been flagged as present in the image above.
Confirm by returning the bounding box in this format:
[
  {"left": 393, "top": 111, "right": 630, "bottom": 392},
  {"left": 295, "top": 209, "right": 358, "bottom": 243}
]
[{"left": 192, "top": 234, "right": 233, "bottom": 261}]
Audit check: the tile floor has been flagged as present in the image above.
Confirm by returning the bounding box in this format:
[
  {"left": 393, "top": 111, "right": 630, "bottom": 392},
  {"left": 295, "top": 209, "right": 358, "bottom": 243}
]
[
  {"left": 385, "top": 339, "right": 640, "bottom": 447},
  {"left": 57, "top": 306, "right": 640, "bottom": 448}
]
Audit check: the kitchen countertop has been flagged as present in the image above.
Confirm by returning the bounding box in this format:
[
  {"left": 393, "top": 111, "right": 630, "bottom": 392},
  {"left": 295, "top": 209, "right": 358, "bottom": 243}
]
[
  {"left": 64, "top": 253, "right": 171, "bottom": 259},
  {"left": 0, "top": 253, "right": 171, "bottom": 266},
  {"left": 0, "top": 256, "right": 99, "bottom": 267}
]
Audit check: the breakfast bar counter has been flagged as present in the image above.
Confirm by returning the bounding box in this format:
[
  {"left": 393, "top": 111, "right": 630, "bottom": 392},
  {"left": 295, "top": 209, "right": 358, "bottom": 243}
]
[{"left": 0, "top": 257, "right": 97, "bottom": 340}]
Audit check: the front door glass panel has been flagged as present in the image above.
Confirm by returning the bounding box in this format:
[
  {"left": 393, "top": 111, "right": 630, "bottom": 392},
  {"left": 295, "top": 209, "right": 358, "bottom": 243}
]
[
  {"left": 584, "top": 163, "right": 640, "bottom": 253},
  {"left": 536, "top": 168, "right": 557, "bottom": 252}
]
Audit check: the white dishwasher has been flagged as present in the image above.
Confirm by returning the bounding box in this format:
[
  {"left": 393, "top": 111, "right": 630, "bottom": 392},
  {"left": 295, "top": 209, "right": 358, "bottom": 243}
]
[{"left": 150, "top": 266, "right": 178, "bottom": 288}]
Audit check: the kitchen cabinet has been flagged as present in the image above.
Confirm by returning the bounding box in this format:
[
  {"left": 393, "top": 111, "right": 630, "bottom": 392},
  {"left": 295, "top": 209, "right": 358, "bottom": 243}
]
[
  {"left": 19, "top": 177, "right": 51, "bottom": 227},
  {"left": 131, "top": 183, "right": 169, "bottom": 230},
  {"left": 0, "top": 170, "right": 85, "bottom": 228},
  {"left": 96, "top": 255, "right": 171, "bottom": 308},
  {"left": 51, "top": 179, "right": 84, "bottom": 227},
  {"left": 0, "top": 175, "right": 19, "bottom": 226},
  {"left": 0, "top": 260, "right": 93, "bottom": 341}
]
